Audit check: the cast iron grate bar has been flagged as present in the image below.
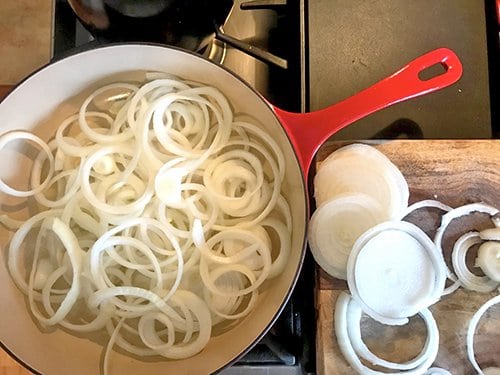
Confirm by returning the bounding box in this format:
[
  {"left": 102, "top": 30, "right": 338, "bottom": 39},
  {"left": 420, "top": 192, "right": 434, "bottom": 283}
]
[
  {"left": 214, "top": 0, "right": 288, "bottom": 69},
  {"left": 215, "top": 25, "right": 288, "bottom": 69},
  {"left": 240, "top": 0, "right": 287, "bottom": 9}
]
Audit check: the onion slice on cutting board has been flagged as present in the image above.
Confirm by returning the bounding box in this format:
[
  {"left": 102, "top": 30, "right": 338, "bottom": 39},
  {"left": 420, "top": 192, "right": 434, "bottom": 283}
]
[
  {"left": 467, "top": 294, "right": 500, "bottom": 375},
  {"left": 335, "top": 292, "right": 439, "bottom": 375},
  {"left": 313, "top": 143, "right": 409, "bottom": 220},
  {"left": 346, "top": 297, "right": 439, "bottom": 371},
  {"left": 451, "top": 231, "right": 499, "bottom": 292},
  {"left": 434, "top": 203, "right": 499, "bottom": 280},
  {"left": 347, "top": 221, "right": 447, "bottom": 325},
  {"left": 480, "top": 227, "right": 500, "bottom": 241},
  {"left": 476, "top": 241, "right": 500, "bottom": 283},
  {"left": 307, "top": 192, "right": 387, "bottom": 279}
]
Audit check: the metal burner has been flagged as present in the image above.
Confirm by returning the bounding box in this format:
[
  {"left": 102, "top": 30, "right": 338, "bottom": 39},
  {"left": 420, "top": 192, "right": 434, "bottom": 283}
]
[
  {"left": 200, "top": 38, "right": 227, "bottom": 65},
  {"left": 214, "top": 0, "right": 288, "bottom": 69}
]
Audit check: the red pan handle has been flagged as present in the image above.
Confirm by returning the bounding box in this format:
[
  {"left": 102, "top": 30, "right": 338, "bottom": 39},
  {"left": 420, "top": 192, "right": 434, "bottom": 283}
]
[{"left": 272, "top": 48, "right": 463, "bottom": 177}]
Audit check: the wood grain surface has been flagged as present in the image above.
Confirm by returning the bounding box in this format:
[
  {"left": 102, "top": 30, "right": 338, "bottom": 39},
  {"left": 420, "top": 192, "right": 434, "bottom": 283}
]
[
  {"left": 315, "top": 140, "right": 500, "bottom": 375},
  {"left": 0, "top": 86, "right": 12, "bottom": 101},
  {"left": 0, "top": 350, "right": 31, "bottom": 375}
]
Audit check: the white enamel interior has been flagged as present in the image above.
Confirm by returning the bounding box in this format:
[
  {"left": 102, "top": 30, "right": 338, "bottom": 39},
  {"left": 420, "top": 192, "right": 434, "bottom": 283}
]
[{"left": 0, "top": 44, "right": 307, "bottom": 375}]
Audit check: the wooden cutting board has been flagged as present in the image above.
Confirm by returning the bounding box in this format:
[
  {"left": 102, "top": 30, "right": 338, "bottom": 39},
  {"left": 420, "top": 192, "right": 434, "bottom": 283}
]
[{"left": 315, "top": 140, "right": 500, "bottom": 375}]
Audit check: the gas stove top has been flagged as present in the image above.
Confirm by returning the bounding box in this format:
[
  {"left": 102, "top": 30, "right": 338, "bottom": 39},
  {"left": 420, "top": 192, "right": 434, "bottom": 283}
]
[
  {"left": 53, "top": 1, "right": 313, "bottom": 374},
  {"left": 51, "top": 1, "right": 498, "bottom": 374},
  {"left": 53, "top": 0, "right": 500, "bottom": 142}
]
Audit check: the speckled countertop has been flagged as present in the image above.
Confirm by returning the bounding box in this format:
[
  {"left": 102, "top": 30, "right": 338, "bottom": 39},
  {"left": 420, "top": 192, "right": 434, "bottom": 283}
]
[{"left": 0, "top": 3, "right": 52, "bottom": 373}]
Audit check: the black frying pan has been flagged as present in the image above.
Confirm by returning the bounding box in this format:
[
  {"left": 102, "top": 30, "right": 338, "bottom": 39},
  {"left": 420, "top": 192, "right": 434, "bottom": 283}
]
[{"left": 67, "top": 0, "right": 234, "bottom": 51}]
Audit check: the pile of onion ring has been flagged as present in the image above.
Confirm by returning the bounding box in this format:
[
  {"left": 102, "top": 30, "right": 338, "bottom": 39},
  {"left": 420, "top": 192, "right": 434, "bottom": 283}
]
[
  {"left": 0, "top": 74, "right": 292, "bottom": 371},
  {"left": 311, "top": 143, "right": 499, "bottom": 374}
]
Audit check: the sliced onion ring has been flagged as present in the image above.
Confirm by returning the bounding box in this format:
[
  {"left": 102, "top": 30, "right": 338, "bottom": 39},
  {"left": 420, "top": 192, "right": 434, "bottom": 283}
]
[
  {"left": 308, "top": 192, "right": 386, "bottom": 280},
  {"left": 314, "top": 143, "right": 409, "bottom": 220},
  {"left": 434, "top": 202, "right": 499, "bottom": 293},
  {"left": 451, "top": 231, "right": 499, "bottom": 292},
  {"left": 493, "top": 215, "right": 500, "bottom": 228},
  {"left": 1, "top": 75, "right": 293, "bottom": 364},
  {"left": 0, "top": 131, "right": 55, "bottom": 197},
  {"left": 479, "top": 227, "right": 500, "bottom": 241},
  {"left": 400, "top": 199, "right": 452, "bottom": 220},
  {"left": 346, "top": 298, "right": 438, "bottom": 371},
  {"left": 476, "top": 241, "right": 500, "bottom": 283},
  {"left": 335, "top": 292, "right": 439, "bottom": 375},
  {"left": 347, "top": 221, "right": 446, "bottom": 325},
  {"left": 467, "top": 294, "right": 500, "bottom": 375}
]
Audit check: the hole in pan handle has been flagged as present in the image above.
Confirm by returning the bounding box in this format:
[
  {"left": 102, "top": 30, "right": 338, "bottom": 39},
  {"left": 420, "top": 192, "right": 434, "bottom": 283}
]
[{"left": 272, "top": 47, "right": 463, "bottom": 177}]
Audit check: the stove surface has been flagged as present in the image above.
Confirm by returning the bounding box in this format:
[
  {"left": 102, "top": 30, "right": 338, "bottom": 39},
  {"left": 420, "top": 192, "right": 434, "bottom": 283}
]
[
  {"left": 49, "top": 2, "right": 499, "bottom": 375},
  {"left": 307, "top": 0, "right": 494, "bottom": 140},
  {"left": 52, "top": 1, "right": 313, "bottom": 374}
]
